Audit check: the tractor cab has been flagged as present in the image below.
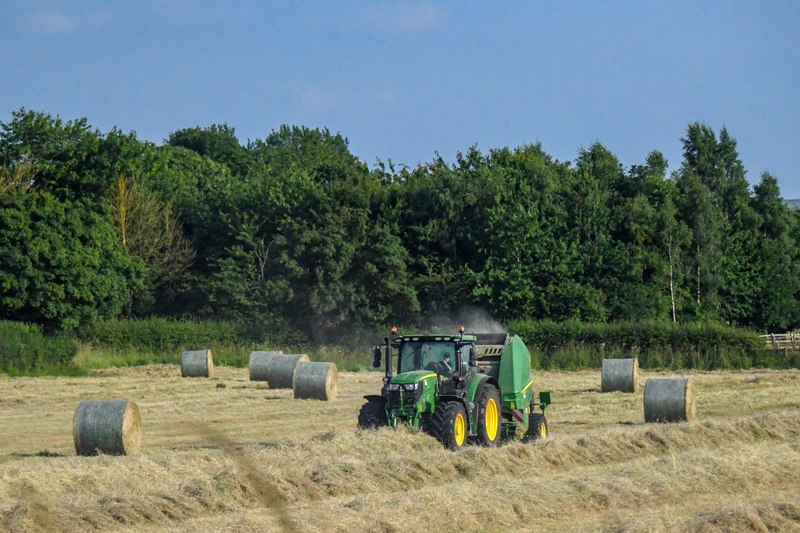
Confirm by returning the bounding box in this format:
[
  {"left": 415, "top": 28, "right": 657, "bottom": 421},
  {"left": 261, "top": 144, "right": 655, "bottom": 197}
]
[
  {"left": 398, "top": 339, "right": 456, "bottom": 376},
  {"left": 393, "top": 335, "right": 474, "bottom": 393}
]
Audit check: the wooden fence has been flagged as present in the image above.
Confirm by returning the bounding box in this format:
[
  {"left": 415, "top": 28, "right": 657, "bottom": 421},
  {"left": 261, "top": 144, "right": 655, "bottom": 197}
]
[{"left": 761, "top": 332, "right": 800, "bottom": 351}]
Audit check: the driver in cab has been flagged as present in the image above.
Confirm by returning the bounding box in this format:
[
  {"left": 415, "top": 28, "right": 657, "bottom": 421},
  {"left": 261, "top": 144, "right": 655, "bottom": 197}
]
[{"left": 440, "top": 351, "right": 453, "bottom": 376}]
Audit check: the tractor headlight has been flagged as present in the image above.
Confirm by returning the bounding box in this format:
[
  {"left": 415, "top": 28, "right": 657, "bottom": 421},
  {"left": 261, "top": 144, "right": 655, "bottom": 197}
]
[
  {"left": 403, "top": 382, "right": 420, "bottom": 391},
  {"left": 386, "top": 383, "right": 401, "bottom": 391}
]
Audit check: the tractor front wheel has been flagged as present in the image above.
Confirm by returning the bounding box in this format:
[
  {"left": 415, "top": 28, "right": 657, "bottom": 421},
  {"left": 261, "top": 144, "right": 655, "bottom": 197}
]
[
  {"left": 430, "top": 401, "right": 468, "bottom": 450},
  {"left": 475, "top": 384, "right": 501, "bottom": 446},
  {"left": 357, "top": 398, "right": 387, "bottom": 429}
]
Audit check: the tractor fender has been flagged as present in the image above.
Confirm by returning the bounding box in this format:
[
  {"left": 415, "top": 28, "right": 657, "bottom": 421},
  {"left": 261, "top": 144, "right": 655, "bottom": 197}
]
[
  {"left": 362, "top": 394, "right": 385, "bottom": 402},
  {"left": 465, "top": 375, "right": 499, "bottom": 431},
  {"left": 466, "top": 373, "right": 498, "bottom": 403}
]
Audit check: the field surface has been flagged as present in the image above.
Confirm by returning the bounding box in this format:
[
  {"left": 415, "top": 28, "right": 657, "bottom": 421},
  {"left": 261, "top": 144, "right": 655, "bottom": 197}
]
[{"left": 1, "top": 366, "right": 799, "bottom": 532}]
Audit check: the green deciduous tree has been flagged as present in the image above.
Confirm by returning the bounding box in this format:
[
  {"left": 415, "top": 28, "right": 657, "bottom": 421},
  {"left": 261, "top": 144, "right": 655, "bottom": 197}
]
[
  {"left": 0, "top": 109, "right": 106, "bottom": 206},
  {"left": 201, "top": 126, "right": 419, "bottom": 338},
  {"left": 619, "top": 151, "right": 687, "bottom": 321},
  {"left": 750, "top": 173, "right": 800, "bottom": 330},
  {"left": 167, "top": 124, "right": 250, "bottom": 176},
  {"left": 4, "top": 108, "right": 799, "bottom": 338},
  {"left": 111, "top": 174, "right": 195, "bottom": 315},
  {"left": 470, "top": 144, "right": 578, "bottom": 321},
  {"left": 675, "top": 124, "right": 729, "bottom": 321},
  {"left": 0, "top": 189, "right": 141, "bottom": 331}
]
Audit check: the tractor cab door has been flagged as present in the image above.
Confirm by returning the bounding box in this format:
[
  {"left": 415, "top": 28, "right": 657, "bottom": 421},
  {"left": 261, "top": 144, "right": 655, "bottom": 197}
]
[
  {"left": 459, "top": 344, "right": 472, "bottom": 376},
  {"left": 438, "top": 344, "right": 470, "bottom": 396}
]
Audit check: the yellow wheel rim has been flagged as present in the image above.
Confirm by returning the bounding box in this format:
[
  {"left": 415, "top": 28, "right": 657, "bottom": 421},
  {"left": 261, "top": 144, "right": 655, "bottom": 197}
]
[
  {"left": 454, "top": 412, "right": 466, "bottom": 446},
  {"left": 486, "top": 398, "right": 498, "bottom": 441},
  {"left": 540, "top": 422, "right": 547, "bottom": 440}
]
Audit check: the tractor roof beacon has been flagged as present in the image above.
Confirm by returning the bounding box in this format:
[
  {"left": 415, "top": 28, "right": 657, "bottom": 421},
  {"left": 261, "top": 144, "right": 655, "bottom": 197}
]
[{"left": 358, "top": 326, "right": 551, "bottom": 449}]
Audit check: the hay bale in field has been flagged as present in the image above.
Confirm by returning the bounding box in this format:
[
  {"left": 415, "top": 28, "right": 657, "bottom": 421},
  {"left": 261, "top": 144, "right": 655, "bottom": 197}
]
[
  {"left": 643, "top": 377, "right": 696, "bottom": 423},
  {"left": 248, "top": 350, "right": 284, "bottom": 382},
  {"left": 293, "top": 361, "right": 338, "bottom": 401},
  {"left": 73, "top": 399, "right": 141, "bottom": 456},
  {"left": 181, "top": 349, "right": 213, "bottom": 378},
  {"left": 250, "top": 352, "right": 309, "bottom": 388},
  {"left": 601, "top": 358, "right": 639, "bottom": 393}
]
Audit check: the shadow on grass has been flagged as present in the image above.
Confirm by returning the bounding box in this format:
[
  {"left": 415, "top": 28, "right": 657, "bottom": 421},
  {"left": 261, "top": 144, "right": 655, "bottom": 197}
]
[{"left": 11, "top": 450, "right": 67, "bottom": 458}]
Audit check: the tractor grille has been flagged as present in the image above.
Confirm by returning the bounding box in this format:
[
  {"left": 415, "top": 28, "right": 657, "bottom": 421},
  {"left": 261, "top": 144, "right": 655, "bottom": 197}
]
[
  {"left": 387, "top": 390, "right": 402, "bottom": 405},
  {"left": 386, "top": 388, "right": 422, "bottom": 406},
  {"left": 404, "top": 388, "right": 422, "bottom": 405}
]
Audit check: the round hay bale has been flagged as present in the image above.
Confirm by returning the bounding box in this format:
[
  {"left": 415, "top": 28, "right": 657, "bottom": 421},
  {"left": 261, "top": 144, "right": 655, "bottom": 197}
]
[
  {"left": 293, "top": 361, "right": 338, "bottom": 401},
  {"left": 250, "top": 353, "right": 309, "bottom": 388},
  {"left": 73, "top": 399, "right": 141, "bottom": 456},
  {"left": 181, "top": 349, "right": 213, "bottom": 378},
  {"left": 643, "top": 377, "right": 696, "bottom": 423},
  {"left": 601, "top": 358, "right": 639, "bottom": 393},
  {"left": 248, "top": 350, "right": 284, "bottom": 381}
]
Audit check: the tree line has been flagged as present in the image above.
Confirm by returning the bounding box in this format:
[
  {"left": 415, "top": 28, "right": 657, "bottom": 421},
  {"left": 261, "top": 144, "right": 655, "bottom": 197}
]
[{"left": 1, "top": 108, "right": 798, "bottom": 340}]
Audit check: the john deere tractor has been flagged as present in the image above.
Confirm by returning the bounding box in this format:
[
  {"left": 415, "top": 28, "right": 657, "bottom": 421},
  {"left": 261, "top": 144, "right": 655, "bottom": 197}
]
[{"left": 357, "top": 327, "right": 550, "bottom": 449}]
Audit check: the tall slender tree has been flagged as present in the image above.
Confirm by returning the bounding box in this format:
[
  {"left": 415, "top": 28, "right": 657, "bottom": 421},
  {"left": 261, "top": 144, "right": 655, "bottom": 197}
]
[{"left": 750, "top": 173, "right": 800, "bottom": 330}]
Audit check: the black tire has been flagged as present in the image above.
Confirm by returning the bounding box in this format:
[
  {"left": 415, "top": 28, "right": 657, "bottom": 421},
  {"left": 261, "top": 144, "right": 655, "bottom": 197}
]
[
  {"left": 475, "top": 384, "right": 501, "bottom": 446},
  {"left": 357, "top": 398, "right": 387, "bottom": 429},
  {"left": 430, "top": 401, "right": 468, "bottom": 449},
  {"left": 525, "top": 412, "right": 548, "bottom": 441}
]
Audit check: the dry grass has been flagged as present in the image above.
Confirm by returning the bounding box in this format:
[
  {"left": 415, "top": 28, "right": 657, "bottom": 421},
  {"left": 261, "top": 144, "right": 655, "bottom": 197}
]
[{"left": 1, "top": 367, "right": 799, "bottom": 532}]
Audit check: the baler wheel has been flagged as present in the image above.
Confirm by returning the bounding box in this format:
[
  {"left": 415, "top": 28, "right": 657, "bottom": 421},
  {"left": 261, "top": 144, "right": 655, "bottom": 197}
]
[{"left": 525, "top": 412, "right": 548, "bottom": 441}]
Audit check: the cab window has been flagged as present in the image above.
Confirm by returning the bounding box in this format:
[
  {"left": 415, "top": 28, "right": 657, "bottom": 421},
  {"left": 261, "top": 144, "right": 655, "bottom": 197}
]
[
  {"left": 398, "top": 342, "right": 455, "bottom": 374},
  {"left": 459, "top": 344, "right": 471, "bottom": 374}
]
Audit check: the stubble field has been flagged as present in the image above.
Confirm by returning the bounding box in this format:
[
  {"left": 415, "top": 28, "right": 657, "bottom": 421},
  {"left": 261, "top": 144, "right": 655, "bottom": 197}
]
[{"left": 1, "top": 365, "right": 799, "bottom": 532}]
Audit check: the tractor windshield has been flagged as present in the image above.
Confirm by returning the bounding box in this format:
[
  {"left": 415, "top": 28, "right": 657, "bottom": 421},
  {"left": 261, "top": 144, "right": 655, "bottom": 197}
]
[{"left": 398, "top": 341, "right": 456, "bottom": 374}]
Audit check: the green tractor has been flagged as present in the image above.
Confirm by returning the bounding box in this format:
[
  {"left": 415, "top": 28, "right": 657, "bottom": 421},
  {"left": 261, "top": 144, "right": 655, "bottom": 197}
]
[{"left": 358, "top": 327, "right": 551, "bottom": 449}]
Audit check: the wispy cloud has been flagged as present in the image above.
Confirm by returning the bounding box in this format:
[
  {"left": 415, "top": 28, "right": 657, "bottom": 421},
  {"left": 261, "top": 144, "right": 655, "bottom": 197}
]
[
  {"left": 292, "top": 84, "right": 398, "bottom": 117},
  {"left": 358, "top": 2, "right": 444, "bottom": 34},
  {"left": 28, "top": 8, "right": 78, "bottom": 34},
  {"left": 296, "top": 84, "right": 340, "bottom": 115},
  {"left": 26, "top": 6, "right": 113, "bottom": 35},
  {"left": 136, "top": 1, "right": 245, "bottom": 30},
  {"left": 366, "top": 88, "right": 397, "bottom": 105}
]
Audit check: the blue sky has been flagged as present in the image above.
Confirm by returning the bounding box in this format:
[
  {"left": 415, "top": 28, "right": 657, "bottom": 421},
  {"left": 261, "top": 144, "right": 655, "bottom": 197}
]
[{"left": 2, "top": 1, "right": 799, "bottom": 197}]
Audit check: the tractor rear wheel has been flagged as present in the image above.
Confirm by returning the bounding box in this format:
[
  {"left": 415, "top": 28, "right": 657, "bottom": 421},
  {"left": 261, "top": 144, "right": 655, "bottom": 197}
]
[
  {"left": 475, "top": 384, "right": 501, "bottom": 446},
  {"left": 430, "top": 401, "right": 468, "bottom": 450},
  {"left": 525, "top": 412, "right": 548, "bottom": 441},
  {"left": 357, "top": 398, "right": 387, "bottom": 429}
]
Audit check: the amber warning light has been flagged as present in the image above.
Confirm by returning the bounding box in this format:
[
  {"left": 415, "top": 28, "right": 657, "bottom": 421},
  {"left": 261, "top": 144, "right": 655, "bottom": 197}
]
[{"left": 459, "top": 325, "right": 465, "bottom": 333}]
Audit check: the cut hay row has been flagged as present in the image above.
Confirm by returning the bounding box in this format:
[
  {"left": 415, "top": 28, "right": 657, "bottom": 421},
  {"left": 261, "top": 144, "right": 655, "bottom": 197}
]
[
  {"left": 262, "top": 440, "right": 800, "bottom": 533},
  {"left": 276, "top": 439, "right": 800, "bottom": 533},
  {"left": 3, "top": 409, "right": 799, "bottom": 532},
  {"left": 2, "top": 368, "right": 799, "bottom": 532}
]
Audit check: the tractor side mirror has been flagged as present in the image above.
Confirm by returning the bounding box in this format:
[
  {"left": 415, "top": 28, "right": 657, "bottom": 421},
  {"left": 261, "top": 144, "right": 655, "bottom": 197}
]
[
  {"left": 469, "top": 346, "right": 478, "bottom": 367},
  {"left": 372, "top": 346, "right": 382, "bottom": 368}
]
